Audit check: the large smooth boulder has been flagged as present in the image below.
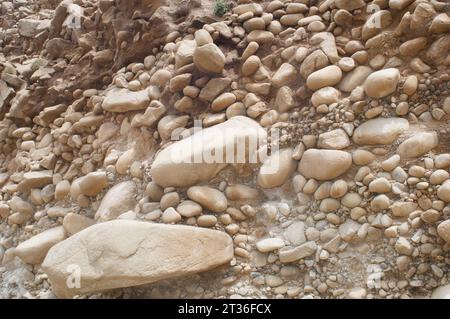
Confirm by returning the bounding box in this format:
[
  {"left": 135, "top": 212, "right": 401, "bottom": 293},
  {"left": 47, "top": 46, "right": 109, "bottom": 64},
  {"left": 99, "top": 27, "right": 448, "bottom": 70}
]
[
  {"left": 398, "top": 132, "right": 439, "bottom": 158},
  {"left": 353, "top": 118, "right": 409, "bottom": 145},
  {"left": 95, "top": 181, "right": 137, "bottom": 221},
  {"left": 298, "top": 149, "right": 352, "bottom": 181},
  {"left": 42, "top": 220, "right": 233, "bottom": 298},
  {"left": 150, "top": 116, "right": 266, "bottom": 188},
  {"left": 102, "top": 88, "right": 150, "bottom": 112},
  {"left": 364, "top": 68, "right": 400, "bottom": 98}
]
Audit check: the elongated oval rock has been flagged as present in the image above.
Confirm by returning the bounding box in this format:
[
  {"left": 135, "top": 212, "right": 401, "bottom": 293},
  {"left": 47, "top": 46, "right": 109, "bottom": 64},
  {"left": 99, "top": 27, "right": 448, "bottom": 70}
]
[
  {"left": 71, "top": 171, "right": 108, "bottom": 198},
  {"left": 257, "top": 148, "right": 297, "bottom": 189},
  {"left": 42, "top": 220, "right": 233, "bottom": 298},
  {"left": 279, "top": 241, "right": 317, "bottom": 263},
  {"left": 256, "top": 238, "right": 285, "bottom": 253},
  {"left": 187, "top": 186, "right": 228, "bottom": 213},
  {"left": 298, "top": 149, "right": 352, "bottom": 181},
  {"left": 306, "top": 65, "right": 342, "bottom": 91},
  {"left": 398, "top": 131, "right": 439, "bottom": 158},
  {"left": 225, "top": 184, "right": 259, "bottom": 200},
  {"left": 364, "top": 68, "right": 400, "bottom": 98},
  {"left": 150, "top": 116, "right": 266, "bottom": 188},
  {"left": 353, "top": 118, "right": 409, "bottom": 145}
]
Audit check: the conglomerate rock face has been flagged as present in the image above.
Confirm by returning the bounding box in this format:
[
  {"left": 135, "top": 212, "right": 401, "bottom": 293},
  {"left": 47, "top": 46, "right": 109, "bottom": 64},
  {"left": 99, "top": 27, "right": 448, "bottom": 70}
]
[{"left": 0, "top": 0, "right": 449, "bottom": 299}]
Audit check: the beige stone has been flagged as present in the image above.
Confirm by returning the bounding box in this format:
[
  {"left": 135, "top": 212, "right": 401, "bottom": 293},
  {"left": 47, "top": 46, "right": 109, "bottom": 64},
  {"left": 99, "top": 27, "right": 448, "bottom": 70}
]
[
  {"left": 352, "top": 149, "right": 375, "bottom": 165},
  {"left": 256, "top": 238, "right": 285, "bottom": 253},
  {"left": 242, "top": 55, "right": 260, "bottom": 76},
  {"left": 272, "top": 63, "right": 297, "bottom": 88},
  {"left": 225, "top": 185, "right": 259, "bottom": 201},
  {"left": 311, "top": 87, "right": 340, "bottom": 107},
  {"left": 364, "top": 68, "right": 400, "bottom": 98},
  {"left": 437, "top": 220, "right": 450, "bottom": 243},
  {"left": 176, "top": 200, "right": 202, "bottom": 218},
  {"left": 398, "top": 132, "right": 439, "bottom": 158},
  {"left": 17, "top": 170, "right": 53, "bottom": 192},
  {"left": 187, "top": 186, "right": 228, "bottom": 213},
  {"left": 157, "top": 115, "right": 189, "bottom": 141},
  {"left": 298, "top": 149, "right": 352, "bottom": 181},
  {"left": 279, "top": 241, "right": 317, "bottom": 263},
  {"left": 353, "top": 118, "right": 409, "bottom": 145},
  {"left": 150, "top": 116, "right": 266, "bottom": 188},
  {"left": 15, "top": 226, "right": 66, "bottom": 265},
  {"left": 95, "top": 181, "right": 137, "bottom": 221},
  {"left": 317, "top": 129, "right": 350, "bottom": 150},
  {"left": 71, "top": 172, "right": 108, "bottom": 198},
  {"left": 275, "top": 86, "right": 295, "bottom": 112},
  {"left": 437, "top": 181, "right": 450, "bottom": 202},
  {"left": 63, "top": 213, "right": 95, "bottom": 236},
  {"left": 257, "top": 148, "right": 297, "bottom": 189},
  {"left": 306, "top": 65, "right": 342, "bottom": 91},
  {"left": 102, "top": 88, "right": 150, "bottom": 113},
  {"left": 339, "top": 66, "right": 372, "bottom": 92},
  {"left": 193, "top": 43, "right": 226, "bottom": 74},
  {"left": 42, "top": 221, "right": 233, "bottom": 298}
]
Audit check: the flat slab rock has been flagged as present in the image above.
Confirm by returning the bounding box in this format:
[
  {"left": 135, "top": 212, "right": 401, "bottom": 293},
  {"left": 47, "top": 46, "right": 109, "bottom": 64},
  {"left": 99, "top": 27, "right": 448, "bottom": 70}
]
[
  {"left": 353, "top": 118, "right": 409, "bottom": 145},
  {"left": 102, "top": 88, "right": 150, "bottom": 112},
  {"left": 42, "top": 220, "right": 233, "bottom": 298},
  {"left": 17, "top": 170, "right": 53, "bottom": 192}
]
